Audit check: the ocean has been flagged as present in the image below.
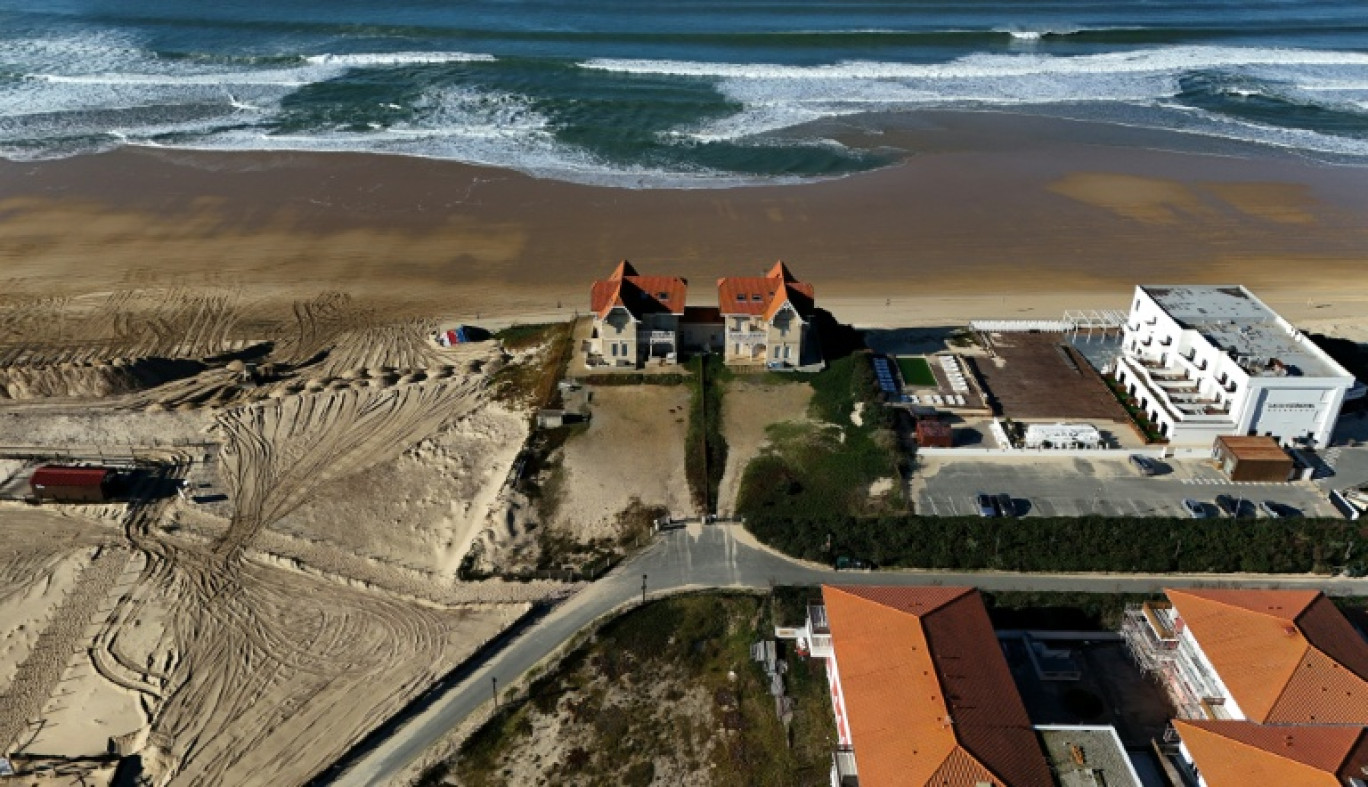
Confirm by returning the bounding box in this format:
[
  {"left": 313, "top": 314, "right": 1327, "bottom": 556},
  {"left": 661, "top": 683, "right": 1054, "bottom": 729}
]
[{"left": 2, "top": 0, "right": 1367, "bottom": 186}]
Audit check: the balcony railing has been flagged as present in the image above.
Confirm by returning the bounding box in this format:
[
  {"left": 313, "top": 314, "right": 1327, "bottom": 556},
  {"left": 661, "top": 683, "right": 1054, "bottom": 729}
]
[
  {"left": 728, "top": 331, "right": 767, "bottom": 343},
  {"left": 640, "top": 330, "right": 676, "bottom": 343}
]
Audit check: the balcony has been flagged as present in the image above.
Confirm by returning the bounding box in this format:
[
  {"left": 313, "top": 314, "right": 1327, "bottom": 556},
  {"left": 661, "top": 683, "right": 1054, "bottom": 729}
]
[
  {"left": 807, "top": 604, "right": 833, "bottom": 657},
  {"left": 640, "top": 330, "right": 676, "bottom": 343},
  {"left": 831, "top": 748, "right": 858, "bottom": 787}
]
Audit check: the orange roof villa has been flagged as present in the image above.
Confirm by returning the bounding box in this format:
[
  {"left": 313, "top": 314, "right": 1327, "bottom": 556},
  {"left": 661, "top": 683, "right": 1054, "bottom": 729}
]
[
  {"left": 586, "top": 260, "right": 687, "bottom": 368},
  {"left": 1121, "top": 588, "right": 1368, "bottom": 786},
  {"left": 794, "top": 585, "right": 1054, "bottom": 787},
  {"left": 716, "top": 261, "right": 817, "bottom": 368}
]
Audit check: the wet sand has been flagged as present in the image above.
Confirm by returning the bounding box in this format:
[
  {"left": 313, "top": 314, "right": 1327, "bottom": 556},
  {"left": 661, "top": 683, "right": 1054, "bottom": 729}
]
[{"left": 3, "top": 110, "right": 1368, "bottom": 328}]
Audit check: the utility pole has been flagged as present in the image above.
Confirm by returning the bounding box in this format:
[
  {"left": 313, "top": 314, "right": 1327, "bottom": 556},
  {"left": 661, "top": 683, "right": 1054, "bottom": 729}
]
[
  {"left": 491, "top": 676, "right": 498, "bottom": 709},
  {"left": 641, "top": 574, "right": 648, "bottom": 604}
]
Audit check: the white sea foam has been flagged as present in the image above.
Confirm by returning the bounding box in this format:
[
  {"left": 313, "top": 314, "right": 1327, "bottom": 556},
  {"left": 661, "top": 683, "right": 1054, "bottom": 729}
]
[
  {"left": 582, "top": 46, "right": 1368, "bottom": 146},
  {"left": 303, "top": 52, "right": 496, "bottom": 66},
  {"left": 581, "top": 46, "right": 1368, "bottom": 81}
]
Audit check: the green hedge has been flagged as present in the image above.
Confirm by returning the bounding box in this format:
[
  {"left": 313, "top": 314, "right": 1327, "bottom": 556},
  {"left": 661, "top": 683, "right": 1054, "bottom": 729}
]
[
  {"left": 684, "top": 355, "right": 728, "bottom": 513},
  {"left": 744, "top": 512, "right": 1367, "bottom": 575}
]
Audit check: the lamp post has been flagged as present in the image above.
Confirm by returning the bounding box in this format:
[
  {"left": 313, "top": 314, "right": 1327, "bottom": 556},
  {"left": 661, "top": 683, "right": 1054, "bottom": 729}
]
[
  {"left": 491, "top": 676, "right": 498, "bottom": 709},
  {"left": 641, "top": 574, "right": 648, "bottom": 604}
]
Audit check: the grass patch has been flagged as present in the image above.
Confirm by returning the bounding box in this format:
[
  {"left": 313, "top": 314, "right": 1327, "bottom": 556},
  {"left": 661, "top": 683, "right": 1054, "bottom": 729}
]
[
  {"left": 737, "top": 351, "right": 903, "bottom": 522},
  {"left": 685, "top": 354, "right": 729, "bottom": 514},
  {"left": 895, "top": 356, "right": 937, "bottom": 387},
  {"left": 439, "top": 593, "right": 837, "bottom": 787},
  {"left": 743, "top": 511, "right": 1368, "bottom": 575},
  {"left": 494, "top": 322, "right": 560, "bottom": 350},
  {"left": 490, "top": 322, "right": 574, "bottom": 408}
]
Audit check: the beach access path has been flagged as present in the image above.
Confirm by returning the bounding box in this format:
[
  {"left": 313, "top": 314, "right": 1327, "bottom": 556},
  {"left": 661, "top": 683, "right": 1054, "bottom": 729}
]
[{"left": 323, "top": 521, "right": 1368, "bottom": 787}]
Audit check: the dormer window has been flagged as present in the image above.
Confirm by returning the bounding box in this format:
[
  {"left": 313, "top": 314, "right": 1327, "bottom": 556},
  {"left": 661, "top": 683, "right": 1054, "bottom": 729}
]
[
  {"left": 656, "top": 291, "right": 669, "bottom": 300},
  {"left": 750, "top": 294, "right": 762, "bottom": 302},
  {"left": 735, "top": 294, "right": 746, "bottom": 303}
]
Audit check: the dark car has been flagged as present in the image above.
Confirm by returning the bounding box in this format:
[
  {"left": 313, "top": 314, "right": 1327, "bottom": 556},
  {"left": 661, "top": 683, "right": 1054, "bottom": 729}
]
[
  {"left": 975, "top": 493, "right": 997, "bottom": 518},
  {"left": 1259, "top": 500, "right": 1301, "bottom": 519},
  {"left": 995, "top": 493, "right": 1016, "bottom": 517},
  {"left": 1216, "top": 494, "right": 1256, "bottom": 518},
  {"left": 1129, "top": 454, "right": 1160, "bottom": 476}
]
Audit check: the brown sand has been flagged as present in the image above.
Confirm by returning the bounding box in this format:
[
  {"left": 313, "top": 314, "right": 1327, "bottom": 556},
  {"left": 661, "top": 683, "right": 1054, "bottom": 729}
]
[{"left": 3, "top": 111, "right": 1368, "bottom": 330}]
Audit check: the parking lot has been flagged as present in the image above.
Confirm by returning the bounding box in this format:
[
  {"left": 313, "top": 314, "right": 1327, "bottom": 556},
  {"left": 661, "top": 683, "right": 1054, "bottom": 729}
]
[{"left": 914, "top": 453, "right": 1340, "bottom": 519}]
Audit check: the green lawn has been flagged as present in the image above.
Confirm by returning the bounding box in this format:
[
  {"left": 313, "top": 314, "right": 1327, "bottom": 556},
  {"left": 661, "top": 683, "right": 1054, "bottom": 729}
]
[{"left": 896, "top": 356, "right": 937, "bottom": 387}]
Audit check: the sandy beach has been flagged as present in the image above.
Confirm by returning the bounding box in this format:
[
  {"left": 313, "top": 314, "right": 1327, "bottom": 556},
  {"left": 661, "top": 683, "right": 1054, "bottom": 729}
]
[{"left": 3, "top": 110, "right": 1368, "bottom": 334}]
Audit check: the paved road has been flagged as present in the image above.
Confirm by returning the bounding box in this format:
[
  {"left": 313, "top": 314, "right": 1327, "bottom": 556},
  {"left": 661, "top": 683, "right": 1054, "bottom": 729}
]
[{"left": 325, "top": 522, "right": 1368, "bottom": 787}]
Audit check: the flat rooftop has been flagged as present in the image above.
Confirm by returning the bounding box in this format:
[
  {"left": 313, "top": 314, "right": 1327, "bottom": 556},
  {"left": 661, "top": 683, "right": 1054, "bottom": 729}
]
[
  {"left": 1142, "top": 285, "right": 1348, "bottom": 380},
  {"left": 1037, "top": 727, "right": 1141, "bottom": 787}
]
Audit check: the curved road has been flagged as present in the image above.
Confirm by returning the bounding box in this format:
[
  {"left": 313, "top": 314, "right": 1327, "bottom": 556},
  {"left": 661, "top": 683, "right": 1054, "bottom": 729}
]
[{"left": 327, "top": 521, "right": 1368, "bottom": 786}]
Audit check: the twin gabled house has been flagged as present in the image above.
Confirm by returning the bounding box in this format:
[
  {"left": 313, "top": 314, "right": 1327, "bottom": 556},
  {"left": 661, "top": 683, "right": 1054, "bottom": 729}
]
[
  {"left": 587, "top": 261, "right": 687, "bottom": 368},
  {"left": 586, "top": 259, "right": 819, "bottom": 370},
  {"left": 716, "top": 261, "right": 817, "bottom": 367}
]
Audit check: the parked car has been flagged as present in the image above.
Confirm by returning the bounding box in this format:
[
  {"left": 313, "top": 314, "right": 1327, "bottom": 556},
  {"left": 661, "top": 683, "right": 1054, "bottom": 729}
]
[
  {"left": 1216, "top": 494, "right": 1256, "bottom": 518},
  {"left": 995, "top": 493, "right": 1016, "bottom": 518},
  {"left": 1183, "top": 498, "right": 1209, "bottom": 519},
  {"left": 1259, "top": 500, "right": 1301, "bottom": 519},
  {"left": 975, "top": 493, "right": 997, "bottom": 518},
  {"left": 1129, "top": 454, "right": 1160, "bottom": 477}
]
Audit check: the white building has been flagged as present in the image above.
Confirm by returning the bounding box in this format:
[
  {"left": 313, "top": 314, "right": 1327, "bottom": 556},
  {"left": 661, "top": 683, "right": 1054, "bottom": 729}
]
[
  {"left": 1114, "top": 285, "right": 1355, "bottom": 448},
  {"left": 1023, "top": 422, "right": 1102, "bottom": 450}
]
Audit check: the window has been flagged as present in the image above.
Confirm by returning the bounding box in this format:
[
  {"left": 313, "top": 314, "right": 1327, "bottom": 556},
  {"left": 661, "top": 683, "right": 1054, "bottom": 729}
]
[
  {"left": 610, "top": 343, "right": 618, "bottom": 357},
  {"left": 735, "top": 294, "right": 746, "bottom": 303},
  {"left": 750, "top": 294, "right": 762, "bottom": 302},
  {"left": 656, "top": 291, "right": 668, "bottom": 300}
]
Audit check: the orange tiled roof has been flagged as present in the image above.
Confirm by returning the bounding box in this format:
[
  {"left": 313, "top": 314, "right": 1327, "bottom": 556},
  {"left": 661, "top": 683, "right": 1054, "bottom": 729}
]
[
  {"left": 1167, "top": 589, "right": 1368, "bottom": 724},
  {"left": 821, "top": 585, "right": 1052, "bottom": 787},
  {"left": 589, "top": 261, "right": 687, "bottom": 319},
  {"left": 717, "top": 261, "right": 815, "bottom": 319},
  {"left": 1174, "top": 720, "right": 1368, "bottom": 786}
]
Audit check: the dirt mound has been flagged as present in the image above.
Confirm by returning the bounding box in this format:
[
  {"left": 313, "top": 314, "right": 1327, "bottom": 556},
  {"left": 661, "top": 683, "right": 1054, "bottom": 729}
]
[{"left": 0, "top": 357, "right": 205, "bottom": 400}]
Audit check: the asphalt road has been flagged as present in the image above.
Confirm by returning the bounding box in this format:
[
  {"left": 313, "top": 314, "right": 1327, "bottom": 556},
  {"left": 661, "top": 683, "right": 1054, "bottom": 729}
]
[{"left": 325, "top": 521, "right": 1368, "bottom": 787}]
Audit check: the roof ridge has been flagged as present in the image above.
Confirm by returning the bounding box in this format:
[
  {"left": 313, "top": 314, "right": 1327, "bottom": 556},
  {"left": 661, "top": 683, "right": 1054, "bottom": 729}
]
[
  {"left": 958, "top": 744, "right": 1010, "bottom": 787},
  {"left": 1176, "top": 719, "right": 1364, "bottom": 773},
  {"left": 1169, "top": 588, "right": 1321, "bottom": 623},
  {"left": 825, "top": 585, "right": 974, "bottom": 619},
  {"left": 1263, "top": 641, "right": 1317, "bottom": 723}
]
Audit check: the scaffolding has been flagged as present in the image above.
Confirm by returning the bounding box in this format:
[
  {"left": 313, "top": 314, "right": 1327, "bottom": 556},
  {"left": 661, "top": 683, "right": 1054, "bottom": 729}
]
[{"left": 1120, "top": 603, "right": 1233, "bottom": 722}]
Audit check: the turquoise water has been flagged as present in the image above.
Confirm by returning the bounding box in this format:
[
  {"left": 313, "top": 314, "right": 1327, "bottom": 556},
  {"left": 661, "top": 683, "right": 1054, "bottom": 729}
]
[{"left": 2, "top": 0, "right": 1367, "bottom": 185}]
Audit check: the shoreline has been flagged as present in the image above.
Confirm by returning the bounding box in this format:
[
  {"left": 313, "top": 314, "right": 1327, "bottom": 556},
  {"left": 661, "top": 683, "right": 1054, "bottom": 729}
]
[{"left": 3, "top": 109, "right": 1368, "bottom": 334}]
